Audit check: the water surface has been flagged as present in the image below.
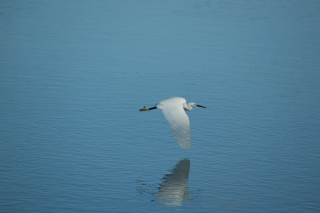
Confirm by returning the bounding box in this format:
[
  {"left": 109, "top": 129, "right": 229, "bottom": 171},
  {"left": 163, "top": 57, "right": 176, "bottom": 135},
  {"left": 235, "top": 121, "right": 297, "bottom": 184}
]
[{"left": 1, "top": 1, "right": 320, "bottom": 212}]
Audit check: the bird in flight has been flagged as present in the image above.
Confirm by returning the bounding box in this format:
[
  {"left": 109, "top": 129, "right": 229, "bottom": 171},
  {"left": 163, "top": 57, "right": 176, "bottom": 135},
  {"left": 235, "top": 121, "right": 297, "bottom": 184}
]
[{"left": 139, "top": 97, "right": 206, "bottom": 149}]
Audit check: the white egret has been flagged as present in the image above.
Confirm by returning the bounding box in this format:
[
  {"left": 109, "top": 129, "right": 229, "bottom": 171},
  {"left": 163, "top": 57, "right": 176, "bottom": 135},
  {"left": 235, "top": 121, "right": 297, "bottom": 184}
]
[{"left": 139, "top": 97, "right": 206, "bottom": 149}]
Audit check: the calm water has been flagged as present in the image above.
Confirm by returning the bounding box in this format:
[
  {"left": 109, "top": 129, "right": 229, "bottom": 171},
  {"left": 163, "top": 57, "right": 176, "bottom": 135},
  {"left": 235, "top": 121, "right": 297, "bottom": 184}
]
[{"left": 1, "top": 1, "right": 320, "bottom": 212}]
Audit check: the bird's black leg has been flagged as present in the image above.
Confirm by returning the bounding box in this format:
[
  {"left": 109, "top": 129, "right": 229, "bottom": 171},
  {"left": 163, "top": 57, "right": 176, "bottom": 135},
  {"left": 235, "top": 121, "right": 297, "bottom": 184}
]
[{"left": 139, "top": 106, "right": 157, "bottom": 111}]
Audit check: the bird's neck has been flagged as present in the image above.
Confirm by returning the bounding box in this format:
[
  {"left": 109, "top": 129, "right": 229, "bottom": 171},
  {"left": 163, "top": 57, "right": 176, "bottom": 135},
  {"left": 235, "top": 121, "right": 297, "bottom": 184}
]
[{"left": 184, "top": 103, "right": 193, "bottom": 111}]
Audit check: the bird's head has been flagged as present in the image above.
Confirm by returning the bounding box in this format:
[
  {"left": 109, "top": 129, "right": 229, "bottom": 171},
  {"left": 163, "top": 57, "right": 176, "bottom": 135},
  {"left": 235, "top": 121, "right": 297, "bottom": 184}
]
[
  {"left": 190, "top": 102, "right": 206, "bottom": 108},
  {"left": 185, "top": 102, "right": 206, "bottom": 111}
]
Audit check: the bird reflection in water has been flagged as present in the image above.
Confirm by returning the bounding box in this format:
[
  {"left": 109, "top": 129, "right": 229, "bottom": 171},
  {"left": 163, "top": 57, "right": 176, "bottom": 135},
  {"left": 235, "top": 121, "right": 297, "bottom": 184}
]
[{"left": 156, "top": 158, "right": 191, "bottom": 206}]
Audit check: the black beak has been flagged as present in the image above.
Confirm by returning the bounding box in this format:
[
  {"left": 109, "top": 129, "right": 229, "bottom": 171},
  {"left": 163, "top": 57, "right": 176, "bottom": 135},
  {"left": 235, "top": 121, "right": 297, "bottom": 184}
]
[{"left": 196, "top": 105, "right": 206, "bottom": 108}]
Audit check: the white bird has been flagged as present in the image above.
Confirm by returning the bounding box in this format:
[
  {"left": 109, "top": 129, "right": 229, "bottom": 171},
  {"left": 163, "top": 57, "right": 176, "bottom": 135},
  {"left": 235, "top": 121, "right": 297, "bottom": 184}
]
[{"left": 139, "top": 97, "right": 206, "bottom": 149}]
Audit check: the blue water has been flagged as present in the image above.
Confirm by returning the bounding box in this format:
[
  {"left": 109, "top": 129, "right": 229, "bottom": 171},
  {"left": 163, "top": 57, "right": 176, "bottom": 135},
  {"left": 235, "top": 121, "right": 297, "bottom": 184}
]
[{"left": 1, "top": 1, "right": 320, "bottom": 212}]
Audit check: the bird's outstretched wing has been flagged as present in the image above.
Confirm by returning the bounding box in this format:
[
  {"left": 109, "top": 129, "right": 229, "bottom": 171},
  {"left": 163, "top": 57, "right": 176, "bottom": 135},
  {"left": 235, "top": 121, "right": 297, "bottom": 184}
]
[{"left": 159, "top": 104, "right": 191, "bottom": 149}]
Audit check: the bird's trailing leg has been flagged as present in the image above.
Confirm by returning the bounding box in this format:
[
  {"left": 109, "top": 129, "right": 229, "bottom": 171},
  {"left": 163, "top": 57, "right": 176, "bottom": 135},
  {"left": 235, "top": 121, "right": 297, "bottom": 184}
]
[
  {"left": 139, "top": 106, "right": 149, "bottom": 111},
  {"left": 139, "top": 106, "right": 157, "bottom": 111}
]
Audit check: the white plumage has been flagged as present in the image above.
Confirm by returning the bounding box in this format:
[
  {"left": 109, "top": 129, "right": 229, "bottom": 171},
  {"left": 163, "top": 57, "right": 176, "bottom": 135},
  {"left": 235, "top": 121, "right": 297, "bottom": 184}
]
[{"left": 139, "top": 97, "right": 206, "bottom": 149}]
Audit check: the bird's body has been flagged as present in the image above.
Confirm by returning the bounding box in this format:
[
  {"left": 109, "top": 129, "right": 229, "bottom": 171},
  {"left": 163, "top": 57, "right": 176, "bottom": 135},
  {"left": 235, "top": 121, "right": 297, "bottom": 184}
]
[{"left": 139, "top": 97, "right": 206, "bottom": 149}]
